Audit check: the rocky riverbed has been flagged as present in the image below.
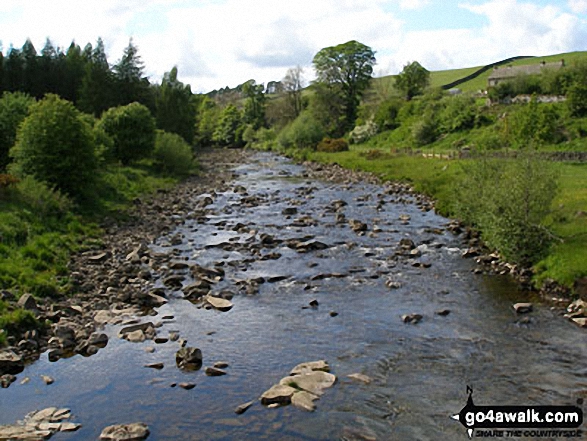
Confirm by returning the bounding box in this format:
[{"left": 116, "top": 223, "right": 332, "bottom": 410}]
[{"left": 0, "top": 150, "right": 585, "bottom": 440}]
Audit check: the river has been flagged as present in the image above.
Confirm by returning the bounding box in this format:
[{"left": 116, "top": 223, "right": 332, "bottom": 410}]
[{"left": 1, "top": 153, "right": 585, "bottom": 440}]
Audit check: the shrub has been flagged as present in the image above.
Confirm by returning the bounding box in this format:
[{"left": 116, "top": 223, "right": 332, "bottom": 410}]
[
  {"left": 316, "top": 137, "right": 349, "bottom": 153},
  {"left": 374, "top": 98, "right": 403, "bottom": 131},
  {"left": 411, "top": 113, "right": 437, "bottom": 146},
  {"left": 16, "top": 176, "right": 72, "bottom": 219},
  {"left": 278, "top": 112, "right": 325, "bottom": 149},
  {"left": 454, "top": 151, "right": 558, "bottom": 266},
  {"left": 0, "top": 92, "right": 35, "bottom": 171},
  {"left": 98, "top": 102, "right": 156, "bottom": 165},
  {"left": 153, "top": 130, "right": 196, "bottom": 177},
  {"left": 507, "top": 98, "right": 561, "bottom": 146},
  {"left": 438, "top": 95, "right": 477, "bottom": 133},
  {"left": 349, "top": 119, "right": 378, "bottom": 144},
  {"left": 567, "top": 83, "right": 587, "bottom": 117},
  {"left": 10, "top": 94, "right": 97, "bottom": 200}
]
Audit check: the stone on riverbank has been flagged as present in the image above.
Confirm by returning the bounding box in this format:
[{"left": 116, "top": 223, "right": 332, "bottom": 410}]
[
  {"left": 0, "top": 350, "right": 24, "bottom": 375},
  {"left": 0, "top": 407, "right": 80, "bottom": 440}
]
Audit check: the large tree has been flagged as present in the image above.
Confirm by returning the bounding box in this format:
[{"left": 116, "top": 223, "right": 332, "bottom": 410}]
[
  {"left": 394, "top": 61, "right": 430, "bottom": 101},
  {"left": 155, "top": 66, "right": 196, "bottom": 143},
  {"left": 242, "top": 79, "right": 266, "bottom": 130},
  {"left": 312, "top": 40, "right": 376, "bottom": 133},
  {"left": 113, "top": 39, "right": 152, "bottom": 108},
  {"left": 282, "top": 65, "right": 305, "bottom": 121}
]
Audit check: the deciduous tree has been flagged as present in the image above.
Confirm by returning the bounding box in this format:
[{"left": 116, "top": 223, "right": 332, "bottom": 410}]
[{"left": 394, "top": 61, "right": 430, "bottom": 100}]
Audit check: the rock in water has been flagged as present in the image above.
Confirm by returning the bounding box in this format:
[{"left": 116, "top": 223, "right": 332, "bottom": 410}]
[
  {"left": 260, "top": 384, "right": 298, "bottom": 406},
  {"left": 235, "top": 401, "right": 254, "bottom": 415},
  {"left": 176, "top": 347, "right": 202, "bottom": 370},
  {"left": 290, "top": 360, "right": 330, "bottom": 375},
  {"left": 291, "top": 391, "right": 319, "bottom": 412},
  {"left": 205, "top": 295, "right": 233, "bottom": 312},
  {"left": 100, "top": 422, "right": 150, "bottom": 440},
  {"left": 0, "top": 350, "right": 24, "bottom": 375}
]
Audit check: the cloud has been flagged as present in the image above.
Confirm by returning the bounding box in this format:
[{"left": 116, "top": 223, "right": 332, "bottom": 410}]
[
  {"left": 568, "top": 0, "right": 587, "bottom": 13},
  {"left": 399, "top": 0, "right": 431, "bottom": 10}
]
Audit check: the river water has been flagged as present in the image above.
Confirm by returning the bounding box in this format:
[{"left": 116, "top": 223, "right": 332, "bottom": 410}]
[{"left": 1, "top": 153, "right": 585, "bottom": 440}]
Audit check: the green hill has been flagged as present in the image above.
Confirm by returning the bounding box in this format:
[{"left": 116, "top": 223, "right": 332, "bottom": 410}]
[{"left": 372, "top": 50, "right": 587, "bottom": 94}]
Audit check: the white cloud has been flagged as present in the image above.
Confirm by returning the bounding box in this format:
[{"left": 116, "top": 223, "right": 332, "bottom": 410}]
[
  {"left": 399, "top": 0, "right": 431, "bottom": 10},
  {"left": 568, "top": 0, "right": 587, "bottom": 13}
]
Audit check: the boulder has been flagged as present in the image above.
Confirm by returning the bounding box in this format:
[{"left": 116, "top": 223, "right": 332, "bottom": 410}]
[
  {"left": 513, "top": 303, "right": 533, "bottom": 314},
  {"left": 176, "top": 347, "right": 202, "bottom": 370},
  {"left": 291, "top": 391, "right": 319, "bottom": 412},
  {"left": 205, "top": 295, "right": 233, "bottom": 312},
  {"left": 291, "top": 360, "right": 330, "bottom": 375},
  {"left": 260, "top": 384, "right": 298, "bottom": 406},
  {"left": 100, "top": 422, "right": 150, "bottom": 440},
  {"left": 280, "top": 371, "right": 336, "bottom": 396},
  {"left": 0, "top": 350, "right": 24, "bottom": 375},
  {"left": 16, "top": 293, "right": 38, "bottom": 311}
]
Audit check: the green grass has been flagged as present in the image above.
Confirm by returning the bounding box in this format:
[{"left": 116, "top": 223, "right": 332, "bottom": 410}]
[
  {"left": 0, "top": 160, "right": 185, "bottom": 345},
  {"left": 371, "top": 50, "right": 587, "bottom": 95}
]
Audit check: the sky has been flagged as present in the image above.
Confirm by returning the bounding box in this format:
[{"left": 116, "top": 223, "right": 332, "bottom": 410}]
[{"left": 0, "top": 0, "right": 586, "bottom": 93}]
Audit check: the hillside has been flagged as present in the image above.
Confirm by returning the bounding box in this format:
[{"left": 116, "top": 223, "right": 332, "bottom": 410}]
[{"left": 371, "top": 50, "right": 587, "bottom": 94}]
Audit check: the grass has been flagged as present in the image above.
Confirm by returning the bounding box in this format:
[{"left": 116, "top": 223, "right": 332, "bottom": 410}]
[
  {"left": 0, "top": 160, "right": 186, "bottom": 345},
  {"left": 371, "top": 50, "right": 587, "bottom": 95}
]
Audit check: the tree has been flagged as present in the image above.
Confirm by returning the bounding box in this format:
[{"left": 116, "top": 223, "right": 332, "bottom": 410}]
[
  {"left": 155, "top": 66, "right": 196, "bottom": 143},
  {"left": 63, "top": 41, "right": 87, "bottom": 103},
  {"left": 97, "top": 102, "right": 156, "bottom": 165},
  {"left": 78, "top": 38, "right": 115, "bottom": 116},
  {"left": 0, "top": 92, "right": 35, "bottom": 171},
  {"left": 282, "top": 66, "right": 305, "bottom": 121},
  {"left": 113, "top": 38, "right": 152, "bottom": 108},
  {"left": 395, "top": 61, "right": 430, "bottom": 100},
  {"left": 10, "top": 94, "right": 97, "bottom": 200},
  {"left": 313, "top": 40, "right": 376, "bottom": 133},
  {"left": 213, "top": 104, "right": 244, "bottom": 147},
  {"left": 242, "top": 79, "right": 266, "bottom": 129}
]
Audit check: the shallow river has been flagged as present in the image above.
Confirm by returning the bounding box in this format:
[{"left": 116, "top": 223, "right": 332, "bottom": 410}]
[{"left": 1, "top": 153, "right": 585, "bottom": 440}]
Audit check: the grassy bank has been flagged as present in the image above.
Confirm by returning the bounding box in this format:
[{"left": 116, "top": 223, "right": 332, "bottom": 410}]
[
  {"left": 0, "top": 163, "right": 184, "bottom": 346},
  {"left": 304, "top": 147, "right": 587, "bottom": 290}
]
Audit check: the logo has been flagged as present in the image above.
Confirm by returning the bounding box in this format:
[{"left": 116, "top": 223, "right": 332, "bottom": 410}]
[{"left": 451, "top": 386, "right": 584, "bottom": 439}]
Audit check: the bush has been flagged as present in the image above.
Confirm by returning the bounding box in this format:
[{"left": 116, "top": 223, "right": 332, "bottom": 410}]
[
  {"left": 507, "top": 98, "right": 561, "bottom": 146},
  {"left": 438, "top": 95, "right": 477, "bottom": 133},
  {"left": 411, "top": 113, "right": 437, "bottom": 146},
  {"left": 213, "top": 104, "right": 245, "bottom": 147},
  {"left": 567, "top": 83, "right": 587, "bottom": 117},
  {"left": 98, "top": 102, "right": 156, "bottom": 165},
  {"left": 16, "top": 176, "right": 72, "bottom": 219},
  {"left": 0, "top": 92, "right": 35, "bottom": 171},
  {"left": 153, "top": 131, "right": 196, "bottom": 177},
  {"left": 278, "top": 112, "right": 325, "bottom": 149},
  {"left": 349, "top": 119, "right": 378, "bottom": 144},
  {"left": 374, "top": 98, "right": 403, "bottom": 131},
  {"left": 316, "top": 137, "right": 349, "bottom": 153},
  {"left": 454, "top": 151, "right": 558, "bottom": 266},
  {"left": 10, "top": 94, "right": 97, "bottom": 200}
]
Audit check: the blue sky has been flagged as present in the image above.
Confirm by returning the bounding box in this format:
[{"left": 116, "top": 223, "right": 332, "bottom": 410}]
[{"left": 0, "top": 0, "right": 586, "bottom": 92}]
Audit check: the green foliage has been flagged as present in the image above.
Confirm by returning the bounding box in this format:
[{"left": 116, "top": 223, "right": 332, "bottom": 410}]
[
  {"left": 278, "top": 111, "right": 325, "bottom": 149},
  {"left": 10, "top": 94, "right": 97, "bottom": 200},
  {"left": 0, "top": 307, "right": 40, "bottom": 343},
  {"left": 0, "top": 92, "right": 35, "bottom": 171},
  {"left": 349, "top": 120, "right": 378, "bottom": 144},
  {"left": 213, "top": 104, "right": 245, "bottom": 147},
  {"left": 567, "top": 83, "right": 587, "bottom": 117},
  {"left": 98, "top": 102, "right": 156, "bottom": 165},
  {"left": 438, "top": 95, "right": 478, "bottom": 133},
  {"left": 454, "top": 152, "right": 558, "bottom": 266},
  {"left": 195, "top": 97, "right": 221, "bottom": 147},
  {"left": 411, "top": 113, "right": 438, "bottom": 146},
  {"left": 15, "top": 176, "right": 72, "bottom": 219},
  {"left": 395, "top": 61, "right": 430, "bottom": 100},
  {"left": 373, "top": 98, "right": 403, "bottom": 131},
  {"left": 156, "top": 66, "right": 197, "bottom": 143},
  {"left": 242, "top": 80, "right": 266, "bottom": 129},
  {"left": 317, "top": 138, "right": 349, "bottom": 153},
  {"left": 313, "top": 40, "right": 376, "bottom": 133},
  {"left": 507, "top": 98, "right": 561, "bottom": 146},
  {"left": 153, "top": 130, "right": 196, "bottom": 177}
]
